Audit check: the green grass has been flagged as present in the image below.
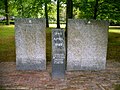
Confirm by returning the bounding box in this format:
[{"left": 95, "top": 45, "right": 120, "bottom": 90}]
[
  {"left": 46, "top": 28, "right": 52, "bottom": 62},
  {"left": 114, "top": 84, "right": 120, "bottom": 90},
  {"left": 109, "top": 29, "right": 120, "bottom": 34},
  {"left": 108, "top": 29, "right": 120, "bottom": 46},
  {"left": 49, "top": 24, "right": 66, "bottom": 28},
  {"left": 0, "top": 25, "right": 15, "bottom": 62},
  {"left": 107, "top": 29, "right": 120, "bottom": 62},
  {"left": 0, "top": 25, "right": 120, "bottom": 62}
]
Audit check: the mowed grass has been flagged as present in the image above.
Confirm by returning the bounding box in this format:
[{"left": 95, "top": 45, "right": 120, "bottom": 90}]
[
  {"left": 46, "top": 28, "right": 52, "bottom": 62},
  {"left": 0, "top": 25, "right": 120, "bottom": 62},
  {"left": 107, "top": 29, "right": 120, "bottom": 62},
  {"left": 0, "top": 25, "right": 16, "bottom": 62}
]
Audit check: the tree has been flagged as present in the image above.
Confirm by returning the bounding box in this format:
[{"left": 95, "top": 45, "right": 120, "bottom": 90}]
[
  {"left": 57, "top": 0, "right": 60, "bottom": 28},
  {"left": 4, "top": 0, "right": 9, "bottom": 25},
  {"left": 97, "top": 0, "right": 120, "bottom": 25},
  {"left": 66, "top": 0, "right": 73, "bottom": 33},
  {"left": 93, "top": 0, "right": 99, "bottom": 19},
  {"left": 0, "top": 0, "right": 119, "bottom": 25},
  {"left": 0, "top": 0, "right": 5, "bottom": 16},
  {"left": 66, "top": 0, "right": 73, "bottom": 60},
  {"left": 14, "top": 0, "right": 44, "bottom": 18},
  {"left": 66, "top": 0, "right": 73, "bottom": 19},
  {"left": 47, "top": 1, "right": 56, "bottom": 23},
  {"left": 45, "top": 0, "right": 49, "bottom": 27},
  {"left": 66, "top": 0, "right": 73, "bottom": 34},
  {"left": 73, "top": 0, "right": 120, "bottom": 25}
]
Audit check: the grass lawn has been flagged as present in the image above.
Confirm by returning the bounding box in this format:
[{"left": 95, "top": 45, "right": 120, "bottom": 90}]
[
  {"left": 0, "top": 25, "right": 120, "bottom": 62},
  {"left": 0, "top": 25, "right": 15, "bottom": 62},
  {"left": 107, "top": 29, "right": 120, "bottom": 62}
]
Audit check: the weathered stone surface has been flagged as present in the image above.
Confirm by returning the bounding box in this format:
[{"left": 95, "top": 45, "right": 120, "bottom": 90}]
[
  {"left": 15, "top": 18, "right": 46, "bottom": 70},
  {"left": 52, "top": 29, "right": 66, "bottom": 78},
  {"left": 67, "top": 19, "right": 109, "bottom": 70}
]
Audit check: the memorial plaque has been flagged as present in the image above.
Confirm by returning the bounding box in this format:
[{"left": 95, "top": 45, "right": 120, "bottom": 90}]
[
  {"left": 52, "top": 29, "right": 66, "bottom": 78},
  {"left": 67, "top": 19, "right": 109, "bottom": 70},
  {"left": 15, "top": 18, "right": 46, "bottom": 70}
]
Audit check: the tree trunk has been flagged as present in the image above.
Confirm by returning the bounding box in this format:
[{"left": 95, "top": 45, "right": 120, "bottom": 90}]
[
  {"left": 93, "top": 0, "right": 99, "bottom": 19},
  {"left": 66, "top": 0, "right": 73, "bottom": 36},
  {"left": 66, "top": 0, "right": 73, "bottom": 19},
  {"left": 45, "top": 1, "right": 49, "bottom": 27},
  {"left": 5, "top": 0, "right": 9, "bottom": 25},
  {"left": 66, "top": 0, "right": 73, "bottom": 65},
  {"left": 66, "top": 0, "right": 73, "bottom": 37},
  {"left": 18, "top": 0, "right": 23, "bottom": 17},
  {"left": 21, "top": 0, "right": 24, "bottom": 17},
  {"left": 57, "top": 0, "right": 60, "bottom": 28},
  {"left": 66, "top": 0, "right": 73, "bottom": 34}
]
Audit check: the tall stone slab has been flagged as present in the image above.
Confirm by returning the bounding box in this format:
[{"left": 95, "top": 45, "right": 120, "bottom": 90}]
[
  {"left": 52, "top": 29, "right": 66, "bottom": 78},
  {"left": 67, "top": 19, "right": 109, "bottom": 70},
  {"left": 15, "top": 18, "right": 46, "bottom": 70}
]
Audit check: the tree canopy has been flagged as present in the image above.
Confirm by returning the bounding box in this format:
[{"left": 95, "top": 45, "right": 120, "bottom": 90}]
[{"left": 0, "top": 0, "right": 120, "bottom": 25}]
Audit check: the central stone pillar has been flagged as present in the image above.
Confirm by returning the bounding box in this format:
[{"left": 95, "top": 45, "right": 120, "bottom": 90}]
[{"left": 52, "top": 29, "right": 66, "bottom": 78}]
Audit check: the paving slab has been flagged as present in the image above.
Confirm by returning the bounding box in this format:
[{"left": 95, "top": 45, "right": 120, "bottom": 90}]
[{"left": 0, "top": 61, "right": 120, "bottom": 90}]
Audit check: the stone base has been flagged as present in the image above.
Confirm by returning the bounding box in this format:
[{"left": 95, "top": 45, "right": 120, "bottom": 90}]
[{"left": 16, "top": 58, "right": 46, "bottom": 70}]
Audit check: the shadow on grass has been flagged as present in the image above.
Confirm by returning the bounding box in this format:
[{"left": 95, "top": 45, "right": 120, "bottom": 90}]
[
  {"left": 0, "top": 25, "right": 16, "bottom": 62},
  {"left": 0, "top": 86, "right": 5, "bottom": 90},
  {"left": 114, "top": 84, "right": 120, "bottom": 90},
  {"left": 107, "top": 32, "right": 120, "bottom": 62},
  {"left": 46, "top": 28, "right": 52, "bottom": 63}
]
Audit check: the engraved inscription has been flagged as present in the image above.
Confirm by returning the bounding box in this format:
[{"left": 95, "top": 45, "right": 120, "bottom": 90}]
[
  {"left": 52, "top": 30, "right": 65, "bottom": 64},
  {"left": 53, "top": 31, "right": 64, "bottom": 49},
  {"left": 53, "top": 54, "right": 65, "bottom": 64},
  {"left": 52, "top": 29, "right": 65, "bottom": 78}
]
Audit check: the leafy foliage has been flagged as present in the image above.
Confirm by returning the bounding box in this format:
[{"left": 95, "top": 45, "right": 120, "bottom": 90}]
[
  {"left": 73, "top": 0, "right": 120, "bottom": 25},
  {"left": 0, "top": 0, "right": 120, "bottom": 25}
]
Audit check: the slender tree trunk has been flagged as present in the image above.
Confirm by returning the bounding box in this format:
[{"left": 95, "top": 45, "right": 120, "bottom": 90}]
[
  {"left": 18, "top": 0, "right": 23, "bottom": 17},
  {"left": 66, "top": 0, "right": 73, "bottom": 19},
  {"left": 21, "top": 0, "right": 24, "bottom": 17},
  {"left": 66, "top": 0, "right": 73, "bottom": 37},
  {"left": 93, "top": 0, "right": 99, "bottom": 19},
  {"left": 66, "top": 0, "right": 73, "bottom": 36},
  {"left": 5, "top": 0, "right": 9, "bottom": 25},
  {"left": 45, "top": 1, "right": 49, "bottom": 27},
  {"left": 66, "top": 0, "right": 73, "bottom": 32},
  {"left": 57, "top": 0, "right": 60, "bottom": 28},
  {"left": 66, "top": 0, "right": 73, "bottom": 67}
]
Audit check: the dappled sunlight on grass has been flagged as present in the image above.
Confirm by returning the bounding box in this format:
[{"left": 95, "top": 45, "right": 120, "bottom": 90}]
[
  {"left": 108, "top": 30, "right": 120, "bottom": 46},
  {"left": 49, "top": 24, "right": 66, "bottom": 28},
  {"left": 0, "top": 25, "right": 15, "bottom": 62},
  {"left": 114, "top": 84, "right": 120, "bottom": 90},
  {"left": 109, "top": 29, "right": 120, "bottom": 33},
  {"left": 0, "top": 25, "right": 15, "bottom": 38},
  {"left": 107, "top": 29, "right": 120, "bottom": 62},
  {"left": 46, "top": 28, "right": 52, "bottom": 62}
]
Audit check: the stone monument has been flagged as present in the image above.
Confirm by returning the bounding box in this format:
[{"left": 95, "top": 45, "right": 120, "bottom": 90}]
[
  {"left": 15, "top": 18, "right": 46, "bottom": 70},
  {"left": 67, "top": 19, "right": 109, "bottom": 70},
  {"left": 52, "top": 29, "right": 66, "bottom": 78}
]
